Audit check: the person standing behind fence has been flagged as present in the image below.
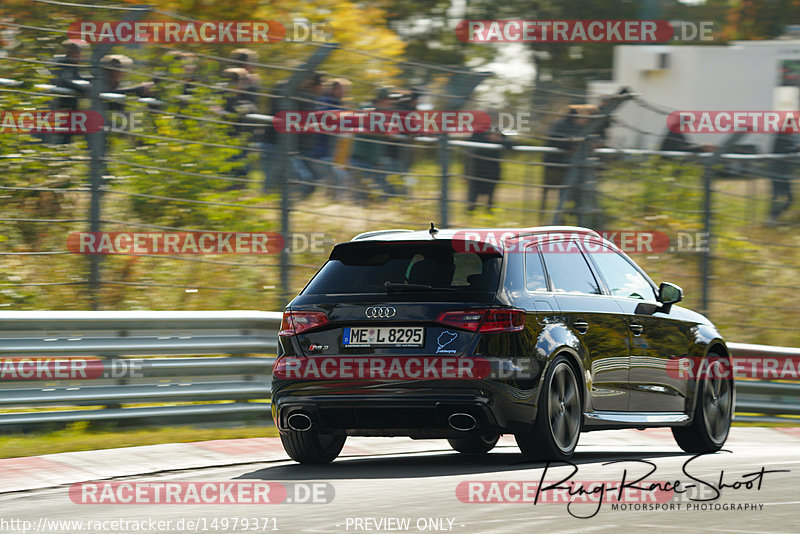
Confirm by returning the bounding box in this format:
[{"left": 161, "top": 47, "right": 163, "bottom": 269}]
[
  {"left": 546, "top": 105, "right": 605, "bottom": 223},
  {"left": 221, "top": 68, "right": 257, "bottom": 134},
  {"left": 53, "top": 39, "right": 89, "bottom": 109},
  {"left": 218, "top": 67, "right": 258, "bottom": 189},
  {"left": 293, "top": 73, "right": 326, "bottom": 197},
  {"left": 541, "top": 107, "right": 580, "bottom": 221},
  {"left": 50, "top": 39, "right": 90, "bottom": 143},
  {"left": 99, "top": 54, "right": 153, "bottom": 113},
  {"left": 464, "top": 129, "right": 513, "bottom": 213},
  {"left": 350, "top": 88, "right": 397, "bottom": 200},
  {"left": 660, "top": 114, "right": 710, "bottom": 153},
  {"left": 393, "top": 88, "right": 421, "bottom": 191},
  {"left": 307, "top": 78, "right": 351, "bottom": 199},
  {"left": 767, "top": 131, "right": 797, "bottom": 225},
  {"left": 230, "top": 48, "right": 261, "bottom": 108}
]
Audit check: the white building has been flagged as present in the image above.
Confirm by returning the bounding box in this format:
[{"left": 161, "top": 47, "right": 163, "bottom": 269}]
[{"left": 590, "top": 39, "right": 800, "bottom": 152}]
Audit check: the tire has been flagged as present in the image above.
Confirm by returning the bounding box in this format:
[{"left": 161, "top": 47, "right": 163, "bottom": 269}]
[
  {"left": 280, "top": 429, "right": 346, "bottom": 464},
  {"left": 448, "top": 432, "right": 500, "bottom": 454},
  {"left": 672, "top": 354, "right": 733, "bottom": 453},
  {"left": 515, "top": 356, "right": 582, "bottom": 461}
]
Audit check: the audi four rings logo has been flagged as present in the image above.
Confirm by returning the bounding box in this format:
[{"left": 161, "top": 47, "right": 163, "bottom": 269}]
[{"left": 365, "top": 306, "right": 396, "bottom": 318}]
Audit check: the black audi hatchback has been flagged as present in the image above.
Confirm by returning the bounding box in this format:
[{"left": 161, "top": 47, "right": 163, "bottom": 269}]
[{"left": 272, "top": 226, "right": 733, "bottom": 463}]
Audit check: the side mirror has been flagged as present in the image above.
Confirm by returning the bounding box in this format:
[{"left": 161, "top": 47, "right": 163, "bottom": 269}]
[{"left": 658, "top": 282, "right": 683, "bottom": 312}]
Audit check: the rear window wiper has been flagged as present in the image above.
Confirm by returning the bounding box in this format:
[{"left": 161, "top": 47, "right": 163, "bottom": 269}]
[{"left": 384, "top": 281, "right": 456, "bottom": 293}]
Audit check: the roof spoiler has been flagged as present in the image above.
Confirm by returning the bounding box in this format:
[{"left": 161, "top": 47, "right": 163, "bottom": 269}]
[{"left": 351, "top": 229, "right": 414, "bottom": 240}]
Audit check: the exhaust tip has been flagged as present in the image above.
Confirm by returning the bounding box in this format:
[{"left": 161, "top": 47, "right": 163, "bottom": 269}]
[
  {"left": 448, "top": 412, "right": 477, "bottom": 432},
  {"left": 287, "top": 413, "right": 313, "bottom": 432}
]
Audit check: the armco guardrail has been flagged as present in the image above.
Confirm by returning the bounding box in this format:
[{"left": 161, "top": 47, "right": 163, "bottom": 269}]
[
  {"left": 727, "top": 342, "right": 800, "bottom": 424},
  {"left": 0, "top": 311, "right": 281, "bottom": 356},
  {"left": 0, "top": 312, "right": 796, "bottom": 429},
  {"left": 0, "top": 311, "right": 280, "bottom": 430}
]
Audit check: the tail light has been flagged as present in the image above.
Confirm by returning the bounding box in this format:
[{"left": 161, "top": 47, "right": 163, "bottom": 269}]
[
  {"left": 279, "top": 310, "right": 329, "bottom": 336},
  {"left": 436, "top": 308, "right": 525, "bottom": 333},
  {"left": 479, "top": 308, "right": 526, "bottom": 333}
]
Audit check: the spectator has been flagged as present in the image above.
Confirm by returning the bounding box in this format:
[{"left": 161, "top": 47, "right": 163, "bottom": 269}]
[
  {"left": 220, "top": 67, "right": 259, "bottom": 189},
  {"left": 393, "top": 87, "right": 421, "bottom": 190},
  {"left": 294, "top": 72, "right": 325, "bottom": 197},
  {"left": 543, "top": 104, "right": 607, "bottom": 223},
  {"left": 53, "top": 39, "right": 90, "bottom": 110},
  {"left": 767, "top": 132, "right": 797, "bottom": 225},
  {"left": 350, "top": 87, "right": 398, "bottom": 200},
  {"left": 221, "top": 67, "right": 257, "bottom": 134},
  {"left": 465, "top": 129, "right": 513, "bottom": 213},
  {"left": 230, "top": 48, "right": 261, "bottom": 108},
  {"left": 660, "top": 114, "right": 712, "bottom": 153},
  {"left": 306, "top": 78, "right": 351, "bottom": 199},
  {"left": 50, "top": 39, "right": 90, "bottom": 143},
  {"left": 541, "top": 106, "right": 581, "bottom": 220},
  {"left": 98, "top": 54, "right": 153, "bottom": 112}
]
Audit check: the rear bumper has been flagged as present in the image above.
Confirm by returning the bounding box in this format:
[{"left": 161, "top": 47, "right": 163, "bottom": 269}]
[{"left": 272, "top": 381, "right": 538, "bottom": 438}]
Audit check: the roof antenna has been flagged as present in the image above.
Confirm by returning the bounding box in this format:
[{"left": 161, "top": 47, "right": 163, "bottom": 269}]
[{"left": 429, "top": 222, "right": 439, "bottom": 238}]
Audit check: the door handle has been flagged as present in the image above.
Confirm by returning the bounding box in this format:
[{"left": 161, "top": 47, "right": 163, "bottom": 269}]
[
  {"left": 573, "top": 320, "right": 589, "bottom": 334},
  {"left": 629, "top": 323, "right": 644, "bottom": 336}
]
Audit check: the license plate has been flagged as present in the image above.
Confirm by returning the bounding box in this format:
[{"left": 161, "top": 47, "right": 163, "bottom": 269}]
[{"left": 343, "top": 327, "right": 424, "bottom": 347}]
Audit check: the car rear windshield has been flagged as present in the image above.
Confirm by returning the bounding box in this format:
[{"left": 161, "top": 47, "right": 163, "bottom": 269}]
[{"left": 301, "top": 241, "right": 502, "bottom": 300}]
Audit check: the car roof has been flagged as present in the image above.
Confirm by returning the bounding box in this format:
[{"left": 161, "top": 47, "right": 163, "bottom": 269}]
[{"left": 350, "top": 226, "right": 601, "bottom": 243}]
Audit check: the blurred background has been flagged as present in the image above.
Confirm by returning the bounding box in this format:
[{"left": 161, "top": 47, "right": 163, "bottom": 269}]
[{"left": 0, "top": 0, "right": 798, "bottom": 346}]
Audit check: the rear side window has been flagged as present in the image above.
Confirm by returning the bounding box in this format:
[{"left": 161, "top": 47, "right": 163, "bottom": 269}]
[
  {"left": 302, "top": 241, "right": 501, "bottom": 299},
  {"left": 525, "top": 245, "right": 548, "bottom": 291},
  {"left": 540, "top": 240, "right": 601, "bottom": 294}
]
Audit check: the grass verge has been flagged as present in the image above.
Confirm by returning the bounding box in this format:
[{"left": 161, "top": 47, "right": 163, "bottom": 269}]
[{"left": 0, "top": 422, "right": 278, "bottom": 459}]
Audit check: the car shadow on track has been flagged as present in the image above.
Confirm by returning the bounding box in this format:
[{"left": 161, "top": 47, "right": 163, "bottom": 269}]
[{"left": 236, "top": 447, "right": 689, "bottom": 481}]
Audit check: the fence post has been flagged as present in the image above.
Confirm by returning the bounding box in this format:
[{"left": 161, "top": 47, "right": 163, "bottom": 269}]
[
  {"left": 84, "top": 8, "right": 149, "bottom": 310},
  {"left": 700, "top": 131, "right": 746, "bottom": 316},
  {"left": 275, "top": 44, "right": 338, "bottom": 305},
  {"left": 700, "top": 158, "right": 713, "bottom": 316},
  {"left": 577, "top": 139, "right": 596, "bottom": 228},
  {"left": 86, "top": 68, "right": 106, "bottom": 311},
  {"left": 439, "top": 134, "right": 450, "bottom": 227},
  {"left": 437, "top": 71, "right": 490, "bottom": 226}
]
